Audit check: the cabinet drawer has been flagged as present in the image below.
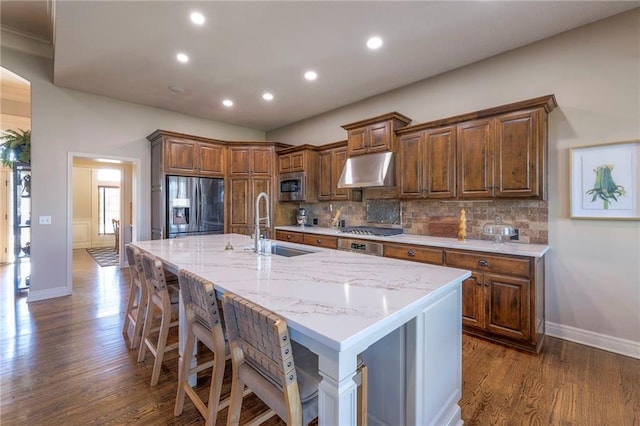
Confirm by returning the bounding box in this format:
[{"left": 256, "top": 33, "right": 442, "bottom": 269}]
[
  {"left": 384, "top": 243, "right": 444, "bottom": 265},
  {"left": 275, "top": 230, "right": 304, "bottom": 244},
  {"left": 303, "top": 234, "right": 337, "bottom": 249},
  {"left": 445, "top": 250, "right": 531, "bottom": 278}
]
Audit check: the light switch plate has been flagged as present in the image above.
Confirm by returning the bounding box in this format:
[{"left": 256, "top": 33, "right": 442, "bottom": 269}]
[{"left": 39, "top": 216, "right": 52, "bottom": 225}]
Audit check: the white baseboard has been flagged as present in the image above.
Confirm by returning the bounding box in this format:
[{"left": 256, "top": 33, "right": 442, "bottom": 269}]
[
  {"left": 27, "top": 286, "right": 72, "bottom": 302},
  {"left": 546, "top": 321, "right": 640, "bottom": 359}
]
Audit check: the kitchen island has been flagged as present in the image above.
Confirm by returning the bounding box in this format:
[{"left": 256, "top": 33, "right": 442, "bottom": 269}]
[{"left": 131, "top": 233, "right": 471, "bottom": 426}]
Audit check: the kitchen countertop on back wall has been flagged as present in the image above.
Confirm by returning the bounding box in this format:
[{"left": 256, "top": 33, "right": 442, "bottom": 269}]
[{"left": 275, "top": 225, "right": 549, "bottom": 258}]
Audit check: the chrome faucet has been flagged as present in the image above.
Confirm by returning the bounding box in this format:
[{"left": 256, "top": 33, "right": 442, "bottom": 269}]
[{"left": 255, "top": 192, "right": 270, "bottom": 253}]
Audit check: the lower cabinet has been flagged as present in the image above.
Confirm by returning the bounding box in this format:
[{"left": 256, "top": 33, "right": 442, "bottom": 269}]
[
  {"left": 446, "top": 249, "right": 544, "bottom": 353},
  {"left": 275, "top": 230, "right": 304, "bottom": 244}
]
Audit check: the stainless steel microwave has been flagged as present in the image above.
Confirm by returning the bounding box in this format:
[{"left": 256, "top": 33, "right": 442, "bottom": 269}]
[{"left": 279, "top": 172, "right": 306, "bottom": 202}]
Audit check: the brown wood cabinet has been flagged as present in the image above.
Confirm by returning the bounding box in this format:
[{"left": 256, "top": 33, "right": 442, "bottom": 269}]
[
  {"left": 164, "top": 137, "right": 226, "bottom": 177},
  {"left": 275, "top": 229, "right": 337, "bottom": 249},
  {"left": 228, "top": 146, "right": 273, "bottom": 176},
  {"left": 396, "top": 95, "right": 556, "bottom": 201},
  {"left": 383, "top": 242, "right": 444, "bottom": 265},
  {"left": 445, "top": 249, "right": 544, "bottom": 353},
  {"left": 398, "top": 126, "right": 456, "bottom": 199},
  {"left": 318, "top": 143, "right": 362, "bottom": 202},
  {"left": 275, "top": 230, "right": 304, "bottom": 244},
  {"left": 341, "top": 112, "right": 411, "bottom": 157},
  {"left": 227, "top": 145, "right": 276, "bottom": 236},
  {"left": 302, "top": 233, "right": 338, "bottom": 249},
  {"left": 229, "top": 177, "right": 272, "bottom": 236}
]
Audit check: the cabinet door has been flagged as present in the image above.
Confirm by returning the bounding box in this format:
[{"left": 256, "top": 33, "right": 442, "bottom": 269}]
[
  {"left": 229, "top": 148, "right": 251, "bottom": 175},
  {"left": 332, "top": 148, "right": 349, "bottom": 200},
  {"left": 348, "top": 127, "right": 368, "bottom": 156},
  {"left": 462, "top": 272, "right": 484, "bottom": 329},
  {"left": 457, "top": 119, "right": 494, "bottom": 198},
  {"left": 398, "top": 132, "right": 424, "bottom": 198},
  {"left": 494, "top": 109, "right": 541, "bottom": 198},
  {"left": 198, "top": 144, "right": 225, "bottom": 176},
  {"left": 367, "top": 121, "right": 392, "bottom": 153},
  {"left": 424, "top": 126, "right": 456, "bottom": 198},
  {"left": 252, "top": 147, "right": 273, "bottom": 176},
  {"left": 229, "top": 178, "right": 250, "bottom": 228},
  {"left": 318, "top": 150, "right": 333, "bottom": 201},
  {"left": 279, "top": 153, "right": 292, "bottom": 173},
  {"left": 484, "top": 273, "right": 531, "bottom": 341},
  {"left": 165, "top": 138, "right": 197, "bottom": 174},
  {"left": 290, "top": 151, "right": 305, "bottom": 171}
]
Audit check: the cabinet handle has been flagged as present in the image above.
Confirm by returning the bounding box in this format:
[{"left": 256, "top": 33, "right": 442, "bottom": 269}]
[
  {"left": 478, "top": 260, "right": 489, "bottom": 267},
  {"left": 407, "top": 250, "right": 416, "bottom": 257}
]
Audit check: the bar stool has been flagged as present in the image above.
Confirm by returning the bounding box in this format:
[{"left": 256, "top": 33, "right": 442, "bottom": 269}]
[
  {"left": 221, "top": 292, "right": 322, "bottom": 425},
  {"left": 122, "top": 244, "right": 147, "bottom": 349},
  {"left": 137, "top": 252, "right": 180, "bottom": 386},
  {"left": 174, "top": 269, "right": 227, "bottom": 425}
]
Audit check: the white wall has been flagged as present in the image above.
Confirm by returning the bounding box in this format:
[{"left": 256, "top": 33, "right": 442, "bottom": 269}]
[
  {"left": 269, "top": 10, "right": 640, "bottom": 352},
  {"left": 1, "top": 47, "right": 265, "bottom": 302}
]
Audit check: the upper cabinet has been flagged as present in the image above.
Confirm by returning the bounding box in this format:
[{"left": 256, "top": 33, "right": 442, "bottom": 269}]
[
  {"left": 162, "top": 136, "right": 226, "bottom": 177},
  {"left": 398, "top": 125, "right": 456, "bottom": 199},
  {"left": 318, "top": 142, "right": 362, "bottom": 202},
  {"left": 397, "top": 95, "right": 556, "bottom": 201},
  {"left": 228, "top": 145, "right": 273, "bottom": 176},
  {"left": 341, "top": 112, "right": 412, "bottom": 157},
  {"left": 277, "top": 145, "right": 319, "bottom": 175}
]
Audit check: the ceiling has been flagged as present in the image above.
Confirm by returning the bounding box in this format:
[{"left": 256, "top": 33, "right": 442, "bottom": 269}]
[{"left": 1, "top": 1, "right": 638, "bottom": 132}]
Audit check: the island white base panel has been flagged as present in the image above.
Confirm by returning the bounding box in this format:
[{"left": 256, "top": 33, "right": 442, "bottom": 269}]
[{"left": 318, "top": 283, "right": 463, "bottom": 426}]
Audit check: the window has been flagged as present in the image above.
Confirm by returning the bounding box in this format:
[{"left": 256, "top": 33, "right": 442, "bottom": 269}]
[{"left": 98, "top": 186, "right": 120, "bottom": 235}]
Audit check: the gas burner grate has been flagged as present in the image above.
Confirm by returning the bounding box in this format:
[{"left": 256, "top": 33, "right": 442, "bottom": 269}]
[{"left": 339, "top": 226, "right": 403, "bottom": 237}]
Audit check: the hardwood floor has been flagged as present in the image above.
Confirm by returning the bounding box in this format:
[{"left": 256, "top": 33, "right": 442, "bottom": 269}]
[{"left": 1, "top": 250, "right": 638, "bottom": 425}]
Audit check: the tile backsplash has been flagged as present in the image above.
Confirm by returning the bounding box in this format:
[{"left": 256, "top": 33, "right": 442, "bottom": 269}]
[{"left": 300, "top": 196, "right": 548, "bottom": 244}]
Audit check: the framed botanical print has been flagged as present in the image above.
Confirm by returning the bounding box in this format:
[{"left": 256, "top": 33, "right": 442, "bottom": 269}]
[{"left": 570, "top": 140, "right": 639, "bottom": 220}]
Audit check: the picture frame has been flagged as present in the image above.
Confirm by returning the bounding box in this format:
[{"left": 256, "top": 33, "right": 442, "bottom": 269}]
[{"left": 570, "top": 140, "right": 640, "bottom": 220}]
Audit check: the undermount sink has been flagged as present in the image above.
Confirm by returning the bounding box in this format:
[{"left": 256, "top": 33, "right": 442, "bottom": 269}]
[{"left": 270, "top": 244, "right": 315, "bottom": 257}]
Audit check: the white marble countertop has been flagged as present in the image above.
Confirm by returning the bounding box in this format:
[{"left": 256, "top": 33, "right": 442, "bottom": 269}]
[
  {"left": 131, "top": 233, "right": 470, "bottom": 353},
  {"left": 276, "top": 225, "right": 550, "bottom": 258}
]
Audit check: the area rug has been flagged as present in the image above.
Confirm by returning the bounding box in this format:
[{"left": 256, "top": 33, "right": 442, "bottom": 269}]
[{"left": 86, "top": 247, "right": 119, "bottom": 267}]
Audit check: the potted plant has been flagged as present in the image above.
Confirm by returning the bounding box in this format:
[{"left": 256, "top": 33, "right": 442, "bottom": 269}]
[{"left": 0, "top": 129, "right": 31, "bottom": 167}]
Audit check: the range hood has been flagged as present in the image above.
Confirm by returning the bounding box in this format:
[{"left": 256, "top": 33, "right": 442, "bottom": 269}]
[{"left": 337, "top": 151, "right": 395, "bottom": 188}]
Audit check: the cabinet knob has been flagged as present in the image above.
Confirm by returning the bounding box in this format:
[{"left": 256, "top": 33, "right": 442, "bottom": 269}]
[
  {"left": 287, "top": 235, "right": 291, "bottom": 240},
  {"left": 478, "top": 259, "right": 489, "bottom": 267},
  {"left": 317, "top": 239, "right": 322, "bottom": 244},
  {"left": 407, "top": 250, "right": 416, "bottom": 257}
]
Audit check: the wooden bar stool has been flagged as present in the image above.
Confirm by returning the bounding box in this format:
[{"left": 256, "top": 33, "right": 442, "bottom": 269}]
[
  {"left": 137, "top": 252, "right": 180, "bottom": 386},
  {"left": 122, "top": 244, "right": 148, "bottom": 349},
  {"left": 174, "top": 269, "right": 228, "bottom": 425},
  {"left": 221, "top": 292, "right": 322, "bottom": 426}
]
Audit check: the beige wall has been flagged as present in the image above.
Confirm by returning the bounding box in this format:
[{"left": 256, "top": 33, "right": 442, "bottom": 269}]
[
  {"left": 0, "top": 46, "right": 265, "bottom": 302},
  {"left": 269, "top": 10, "right": 640, "bottom": 350}
]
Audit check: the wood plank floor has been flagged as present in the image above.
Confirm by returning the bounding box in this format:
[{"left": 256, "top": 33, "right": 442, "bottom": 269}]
[{"left": 1, "top": 249, "right": 638, "bottom": 425}]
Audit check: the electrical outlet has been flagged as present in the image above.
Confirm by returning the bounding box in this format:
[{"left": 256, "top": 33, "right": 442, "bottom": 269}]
[
  {"left": 511, "top": 229, "right": 519, "bottom": 240},
  {"left": 39, "top": 216, "right": 52, "bottom": 225},
  {"left": 313, "top": 218, "right": 318, "bottom": 225}
]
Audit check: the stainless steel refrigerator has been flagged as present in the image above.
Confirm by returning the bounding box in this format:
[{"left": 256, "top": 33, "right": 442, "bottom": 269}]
[{"left": 166, "top": 175, "right": 224, "bottom": 238}]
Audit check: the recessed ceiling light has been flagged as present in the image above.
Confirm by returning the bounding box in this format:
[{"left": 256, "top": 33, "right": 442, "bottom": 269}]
[
  {"left": 366, "top": 36, "right": 383, "bottom": 50},
  {"left": 168, "top": 85, "right": 185, "bottom": 93},
  {"left": 190, "top": 11, "right": 205, "bottom": 25},
  {"left": 176, "top": 53, "right": 189, "bottom": 63},
  {"left": 222, "top": 99, "right": 234, "bottom": 107},
  {"left": 262, "top": 92, "right": 274, "bottom": 101},
  {"left": 304, "top": 71, "right": 318, "bottom": 81}
]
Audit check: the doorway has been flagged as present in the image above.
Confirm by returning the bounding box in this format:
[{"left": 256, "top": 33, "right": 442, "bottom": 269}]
[{"left": 70, "top": 155, "right": 138, "bottom": 275}]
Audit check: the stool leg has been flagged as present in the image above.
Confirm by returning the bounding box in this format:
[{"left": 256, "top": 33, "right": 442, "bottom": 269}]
[
  {"left": 226, "top": 359, "right": 246, "bottom": 426},
  {"left": 175, "top": 320, "right": 196, "bottom": 415},
  {"left": 137, "top": 301, "right": 156, "bottom": 362},
  {"left": 130, "top": 287, "right": 146, "bottom": 349},
  {"left": 205, "top": 333, "right": 226, "bottom": 426},
  {"left": 122, "top": 280, "right": 137, "bottom": 336},
  {"left": 150, "top": 302, "right": 172, "bottom": 386}
]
